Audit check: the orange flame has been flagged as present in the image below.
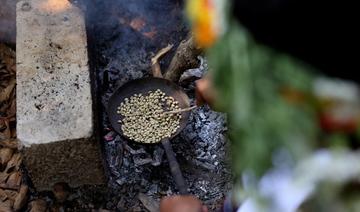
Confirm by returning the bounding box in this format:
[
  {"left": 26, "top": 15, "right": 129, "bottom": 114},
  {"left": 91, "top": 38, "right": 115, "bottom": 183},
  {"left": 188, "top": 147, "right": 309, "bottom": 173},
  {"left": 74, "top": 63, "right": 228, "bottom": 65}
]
[{"left": 40, "top": 0, "right": 70, "bottom": 13}]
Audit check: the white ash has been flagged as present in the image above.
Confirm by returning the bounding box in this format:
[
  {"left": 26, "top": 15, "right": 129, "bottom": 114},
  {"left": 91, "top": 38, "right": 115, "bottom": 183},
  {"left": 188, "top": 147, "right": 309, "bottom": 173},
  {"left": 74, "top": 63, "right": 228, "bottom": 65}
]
[
  {"left": 101, "top": 48, "right": 231, "bottom": 208},
  {"left": 181, "top": 105, "right": 228, "bottom": 165},
  {"left": 101, "top": 56, "right": 231, "bottom": 209},
  {"left": 179, "top": 56, "right": 207, "bottom": 86}
]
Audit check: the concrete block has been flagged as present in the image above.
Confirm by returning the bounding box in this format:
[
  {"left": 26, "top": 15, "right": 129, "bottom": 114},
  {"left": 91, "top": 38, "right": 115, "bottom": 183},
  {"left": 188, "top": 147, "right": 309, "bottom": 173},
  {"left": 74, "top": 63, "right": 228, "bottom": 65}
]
[{"left": 16, "top": 0, "right": 104, "bottom": 190}]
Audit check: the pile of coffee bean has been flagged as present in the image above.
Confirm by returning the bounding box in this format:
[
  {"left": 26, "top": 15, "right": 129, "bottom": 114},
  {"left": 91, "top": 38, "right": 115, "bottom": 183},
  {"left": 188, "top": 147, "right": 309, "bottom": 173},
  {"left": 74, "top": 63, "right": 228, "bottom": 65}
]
[{"left": 117, "top": 89, "right": 181, "bottom": 143}]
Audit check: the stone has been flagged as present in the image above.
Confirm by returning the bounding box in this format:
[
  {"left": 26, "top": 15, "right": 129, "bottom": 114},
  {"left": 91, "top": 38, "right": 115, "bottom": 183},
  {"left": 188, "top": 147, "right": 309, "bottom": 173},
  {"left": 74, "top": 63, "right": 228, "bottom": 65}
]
[{"left": 16, "top": 0, "right": 104, "bottom": 190}]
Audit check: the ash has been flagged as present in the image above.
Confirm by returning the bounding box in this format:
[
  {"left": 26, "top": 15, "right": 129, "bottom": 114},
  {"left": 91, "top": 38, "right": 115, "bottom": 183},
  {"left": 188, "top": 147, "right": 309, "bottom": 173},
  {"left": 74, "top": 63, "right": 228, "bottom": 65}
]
[
  {"left": 100, "top": 58, "right": 231, "bottom": 211},
  {"left": 83, "top": 0, "right": 232, "bottom": 210}
]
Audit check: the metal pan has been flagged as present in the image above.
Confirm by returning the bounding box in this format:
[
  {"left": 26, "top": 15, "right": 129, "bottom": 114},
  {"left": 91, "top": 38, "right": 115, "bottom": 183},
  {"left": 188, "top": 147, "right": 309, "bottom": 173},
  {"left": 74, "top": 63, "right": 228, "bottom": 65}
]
[
  {"left": 107, "top": 77, "right": 191, "bottom": 141},
  {"left": 107, "top": 77, "right": 191, "bottom": 194}
]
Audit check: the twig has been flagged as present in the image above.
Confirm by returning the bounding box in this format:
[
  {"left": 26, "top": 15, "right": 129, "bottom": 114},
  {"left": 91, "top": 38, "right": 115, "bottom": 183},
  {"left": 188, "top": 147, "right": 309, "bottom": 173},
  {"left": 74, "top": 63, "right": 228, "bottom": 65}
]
[
  {"left": 163, "top": 105, "right": 197, "bottom": 114},
  {"left": 119, "top": 106, "right": 197, "bottom": 118},
  {"left": 151, "top": 44, "right": 173, "bottom": 78}
]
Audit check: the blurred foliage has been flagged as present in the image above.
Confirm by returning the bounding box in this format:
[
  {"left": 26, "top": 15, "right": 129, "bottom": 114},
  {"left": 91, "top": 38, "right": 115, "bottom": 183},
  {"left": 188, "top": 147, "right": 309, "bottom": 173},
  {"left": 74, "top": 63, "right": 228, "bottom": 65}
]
[
  {"left": 300, "top": 181, "right": 360, "bottom": 212},
  {"left": 206, "top": 22, "right": 319, "bottom": 178},
  {"left": 205, "top": 19, "right": 360, "bottom": 211}
]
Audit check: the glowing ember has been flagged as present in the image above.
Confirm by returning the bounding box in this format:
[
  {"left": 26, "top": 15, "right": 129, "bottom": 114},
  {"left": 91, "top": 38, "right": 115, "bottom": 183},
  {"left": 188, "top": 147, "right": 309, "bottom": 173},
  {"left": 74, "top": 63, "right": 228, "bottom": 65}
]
[{"left": 40, "top": 0, "right": 70, "bottom": 13}]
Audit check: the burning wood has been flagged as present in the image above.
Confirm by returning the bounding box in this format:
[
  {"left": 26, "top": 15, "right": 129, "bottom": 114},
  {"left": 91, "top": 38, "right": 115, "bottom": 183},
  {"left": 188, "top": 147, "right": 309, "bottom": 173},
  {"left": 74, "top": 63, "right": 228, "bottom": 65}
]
[
  {"left": 82, "top": 0, "right": 230, "bottom": 209},
  {"left": 130, "top": 17, "right": 146, "bottom": 31},
  {"left": 165, "top": 36, "right": 203, "bottom": 82}
]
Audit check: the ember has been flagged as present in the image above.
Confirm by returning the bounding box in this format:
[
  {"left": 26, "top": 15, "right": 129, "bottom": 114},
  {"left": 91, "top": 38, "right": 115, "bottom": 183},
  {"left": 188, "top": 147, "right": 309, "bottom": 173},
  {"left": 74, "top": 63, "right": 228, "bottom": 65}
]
[
  {"left": 40, "top": 0, "right": 70, "bottom": 13},
  {"left": 84, "top": 0, "right": 231, "bottom": 210},
  {"left": 1, "top": 0, "right": 231, "bottom": 210}
]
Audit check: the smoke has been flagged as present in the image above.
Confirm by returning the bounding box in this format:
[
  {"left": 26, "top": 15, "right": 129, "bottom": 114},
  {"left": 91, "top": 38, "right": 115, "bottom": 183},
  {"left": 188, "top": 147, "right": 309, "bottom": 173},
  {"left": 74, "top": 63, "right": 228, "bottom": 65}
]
[{"left": 0, "top": 0, "right": 16, "bottom": 44}]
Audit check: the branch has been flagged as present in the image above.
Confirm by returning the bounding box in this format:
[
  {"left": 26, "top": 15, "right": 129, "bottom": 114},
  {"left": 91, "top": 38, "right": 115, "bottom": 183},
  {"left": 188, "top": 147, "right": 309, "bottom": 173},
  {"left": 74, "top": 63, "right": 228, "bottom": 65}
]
[{"left": 164, "top": 36, "right": 202, "bottom": 82}]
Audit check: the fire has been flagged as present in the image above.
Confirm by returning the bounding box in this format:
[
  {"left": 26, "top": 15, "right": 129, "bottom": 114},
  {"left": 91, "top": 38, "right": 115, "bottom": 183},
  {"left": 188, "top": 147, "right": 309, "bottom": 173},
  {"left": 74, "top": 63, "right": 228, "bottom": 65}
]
[{"left": 40, "top": 0, "right": 70, "bottom": 13}]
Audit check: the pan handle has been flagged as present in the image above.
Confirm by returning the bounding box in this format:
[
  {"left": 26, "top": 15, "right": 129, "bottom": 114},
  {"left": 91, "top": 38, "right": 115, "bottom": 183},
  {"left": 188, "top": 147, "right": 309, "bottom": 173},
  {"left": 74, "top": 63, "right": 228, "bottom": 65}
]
[{"left": 161, "top": 139, "right": 188, "bottom": 195}]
